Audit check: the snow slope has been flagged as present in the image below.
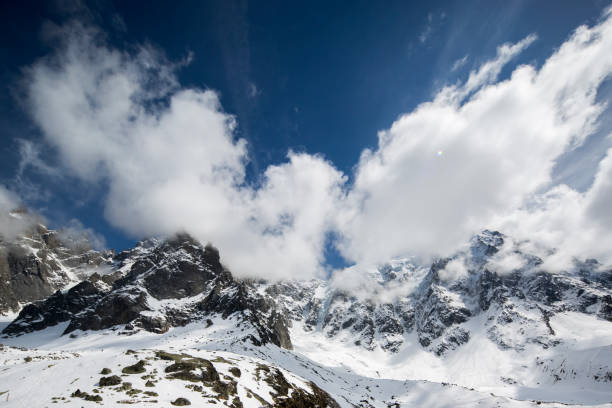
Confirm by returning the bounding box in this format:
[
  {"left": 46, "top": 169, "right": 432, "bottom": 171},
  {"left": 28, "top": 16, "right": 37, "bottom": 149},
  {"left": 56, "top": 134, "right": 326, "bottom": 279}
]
[{"left": 2, "top": 321, "right": 609, "bottom": 408}]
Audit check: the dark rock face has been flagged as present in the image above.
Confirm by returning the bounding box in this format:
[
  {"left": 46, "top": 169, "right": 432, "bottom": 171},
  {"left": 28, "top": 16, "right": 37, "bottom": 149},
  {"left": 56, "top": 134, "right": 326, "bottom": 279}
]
[
  {"left": 199, "top": 279, "right": 293, "bottom": 349},
  {"left": 65, "top": 289, "right": 149, "bottom": 334},
  {"left": 2, "top": 281, "right": 104, "bottom": 335},
  {"left": 113, "top": 235, "right": 226, "bottom": 299},
  {"left": 600, "top": 295, "right": 612, "bottom": 321},
  {"left": 0, "top": 223, "right": 111, "bottom": 314}
]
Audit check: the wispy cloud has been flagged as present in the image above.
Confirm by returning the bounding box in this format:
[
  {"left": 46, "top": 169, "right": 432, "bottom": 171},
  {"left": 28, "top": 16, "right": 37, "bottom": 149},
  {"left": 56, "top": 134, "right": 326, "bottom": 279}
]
[
  {"left": 451, "top": 55, "right": 468, "bottom": 72},
  {"left": 17, "top": 139, "right": 61, "bottom": 179},
  {"left": 247, "top": 82, "right": 260, "bottom": 98},
  {"left": 419, "top": 11, "right": 447, "bottom": 45}
]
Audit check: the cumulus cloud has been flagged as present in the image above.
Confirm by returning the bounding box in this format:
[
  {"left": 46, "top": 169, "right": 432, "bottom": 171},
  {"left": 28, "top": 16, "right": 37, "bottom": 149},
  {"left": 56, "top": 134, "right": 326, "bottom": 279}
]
[
  {"left": 493, "top": 146, "right": 612, "bottom": 271},
  {"left": 24, "top": 21, "right": 345, "bottom": 280},
  {"left": 21, "top": 6, "right": 612, "bottom": 283},
  {"left": 336, "top": 7, "right": 612, "bottom": 269}
]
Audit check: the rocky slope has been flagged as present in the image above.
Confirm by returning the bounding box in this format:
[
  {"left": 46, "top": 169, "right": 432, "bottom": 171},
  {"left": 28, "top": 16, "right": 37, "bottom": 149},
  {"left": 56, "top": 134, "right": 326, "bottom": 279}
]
[
  {"left": 0, "top": 210, "right": 112, "bottom": 315},
  {"left": 266, "top": 230, "right": 612, "bottom": 356},
  {"left": 3, "top": 234, "right": 292, "bottom": 349}
]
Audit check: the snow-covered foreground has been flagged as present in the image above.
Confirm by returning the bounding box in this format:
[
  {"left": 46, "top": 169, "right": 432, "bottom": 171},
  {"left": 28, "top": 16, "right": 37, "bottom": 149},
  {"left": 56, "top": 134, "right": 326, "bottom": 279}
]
[{"left": 1, "top": 314, "right": 610, "bottom": 408}]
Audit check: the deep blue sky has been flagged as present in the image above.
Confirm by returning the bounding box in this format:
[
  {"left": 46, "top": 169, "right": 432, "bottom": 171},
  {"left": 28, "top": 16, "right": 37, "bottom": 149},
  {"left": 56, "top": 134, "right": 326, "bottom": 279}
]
[{"left": 1, "top": 0, "right": 610, "bottom": 260}]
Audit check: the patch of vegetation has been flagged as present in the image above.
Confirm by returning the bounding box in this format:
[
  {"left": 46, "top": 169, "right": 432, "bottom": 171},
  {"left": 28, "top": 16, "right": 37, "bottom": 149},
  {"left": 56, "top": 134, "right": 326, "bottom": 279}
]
[
  {"left": 50, "top": 396, "right": 67, "bottom": 403},
  {"left": 118, "top": 382, "right": 132, "bottom": 392},
  {"left": 156, "top": 349, "right": 240, "bottom": 401},
  {"left": 230, "top": 396, "right": 243, "bottom": 408},
  {"left": 145, "top": 380, "right": 155, "bottom": 387},
  {"left": 254, "top": 363, "right": 270, "bottom": 381},
  {"left": 171, "top": 397, "right": 191, "bottom": 406},
  {"left": 274, "top": 382, "right": 341, "bottom": 408},
  {"left": 229, "top": 367, "right": 241, "bottom": 377},
  {"left": 263, "top": 368, "right": 291, "bottom": 397},
  {"left": 166, "top": 367, "right": 202, "bottom": 383},
  {"left": 71, "top": 389, "right": 103, "bottom": 402},
  {"left": 211, "top": 356, "right": 232, "bottom": 364},
  {"left": 122, "top": 360, "right": 146, "bottom": 374},
  {"left": 100, "top": 368, "right": 112, "bottom": 375},
  {"left": 144, "top": 391, "right": 158, "bottom": 397},
  {"left": 244, "top": 387, "right": 268, "bottom": 406},
  {"left": 99, "top": 375, "right": 122, "bottom": 386},
  {"left": 155, "top": 350, "right": 184, "bottom": 361},
  {"left": 164, "top": 354, "right": 219, "bottom": 383},
  {"left": 212, "top": 379, "right": 237, "bottom": 400},
  {"left": 125, "top": 388, "right": 142, "bottom": 397},
  {"left": 165, "top": 361, "right": 200, "bottom": 373},
  {"left": 24, "top": 356, "right": 32, "bottom": 362}
]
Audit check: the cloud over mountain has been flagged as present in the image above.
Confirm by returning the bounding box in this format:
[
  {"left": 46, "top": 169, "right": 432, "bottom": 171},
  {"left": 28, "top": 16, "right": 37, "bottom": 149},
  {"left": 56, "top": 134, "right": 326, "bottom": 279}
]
[
  {"left": 22, "top": 6, "right": 612, "bottom": 280},
  {"left": 338, "top": 7, "right": 612, "bottom": 268},
  {"left": 24, "top": 21, "right": 345, "bottom": 279}
]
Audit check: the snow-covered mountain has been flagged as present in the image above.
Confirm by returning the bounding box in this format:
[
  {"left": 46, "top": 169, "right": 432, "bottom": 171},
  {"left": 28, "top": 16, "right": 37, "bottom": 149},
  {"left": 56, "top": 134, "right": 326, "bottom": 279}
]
[
  {"left": 1, "top": 229, "right": 611, "bottom": 407},
  {"left": 268, "top": 230, "right": 612, "bottom": 357}
]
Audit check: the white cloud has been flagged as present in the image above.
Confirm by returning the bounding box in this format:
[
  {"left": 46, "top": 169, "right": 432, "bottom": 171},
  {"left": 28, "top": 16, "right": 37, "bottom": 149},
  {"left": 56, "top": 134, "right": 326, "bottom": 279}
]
[
  {"left": 492, "top": 145, "right": 612, "bottom": 270},
  {"left": 442, "top": 34, "right": 537, "bottom": 103},
  {"left": 17, "top": 139, "right": 61, "bottom": 179},
  {"left": 336, "top": 7, "right": 612, "bottom": 268},
  {"left": 0, "top": 186, "right": 105, "bottom": 251},
  {"left": 485, "top": 240, "right": 526, "bottom": 274},
  {"left": 24, "top": 21, "right": 345, "bottom": 280},
  {"left": 57, "top": 218, "right": 107, "bottom": 251},
  {"left": 451, "top": 55, "right": 469, "bottom": 72},
  {"left": 438, "top": 258, "right": 468, "bottom": 282},
  {"left": 418, "top": 12, "right": 447, "bottom": 45},
  {"left": 0, "top": 186, "right": 42, "bottom": 242},
  {"left": 0, "top": 186, "right": 19, "bottom": 212},
  {"left": 21, "top": 6, "right": 612, "bottom": 284},
  {"left": 248, "top": 82, "right": 260, "bottom": 98}
]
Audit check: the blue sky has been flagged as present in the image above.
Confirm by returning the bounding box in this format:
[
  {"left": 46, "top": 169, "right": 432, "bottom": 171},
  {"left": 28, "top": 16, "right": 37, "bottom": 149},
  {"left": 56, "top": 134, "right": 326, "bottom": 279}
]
[{"left": 2, "top": 1, "right": 612, "bottom": 278}]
